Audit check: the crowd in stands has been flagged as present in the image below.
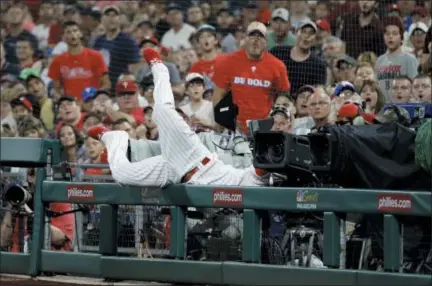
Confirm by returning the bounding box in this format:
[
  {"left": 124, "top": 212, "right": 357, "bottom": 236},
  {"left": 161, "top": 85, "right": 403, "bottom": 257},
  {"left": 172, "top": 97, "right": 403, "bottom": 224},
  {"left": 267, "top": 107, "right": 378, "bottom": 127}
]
[{"left": 0, "top": 0, "right": 431, "bottom": 253}]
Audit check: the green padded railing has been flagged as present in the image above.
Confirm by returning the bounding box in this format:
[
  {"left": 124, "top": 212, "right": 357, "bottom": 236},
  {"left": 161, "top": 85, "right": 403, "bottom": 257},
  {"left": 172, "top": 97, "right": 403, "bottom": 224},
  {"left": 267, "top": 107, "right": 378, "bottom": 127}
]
[{"left": 1, "top": 138, "right": 431, "bottom": 286}]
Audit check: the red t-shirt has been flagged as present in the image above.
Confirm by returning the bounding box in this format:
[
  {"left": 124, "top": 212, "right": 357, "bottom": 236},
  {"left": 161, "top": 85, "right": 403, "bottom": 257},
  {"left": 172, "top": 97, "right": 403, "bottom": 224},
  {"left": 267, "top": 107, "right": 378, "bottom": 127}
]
[
  {"left": 48, "top": 47, "right": 108, "bottom": 100},
  {"left": 189, "top": 54, "right": 227, "bottom": 80},
  {"left": 213, "top": 49, "right": 290, "bottom": 132}
]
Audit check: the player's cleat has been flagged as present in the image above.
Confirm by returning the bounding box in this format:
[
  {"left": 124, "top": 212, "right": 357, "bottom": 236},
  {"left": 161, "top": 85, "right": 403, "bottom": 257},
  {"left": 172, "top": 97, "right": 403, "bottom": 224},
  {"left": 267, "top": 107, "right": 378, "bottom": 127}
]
[
  {"left": 142, "top": 48, "right": 162, "bottom": 66},
  {"left": 87, "top": 125, "right": 109, "bottom": 140}
]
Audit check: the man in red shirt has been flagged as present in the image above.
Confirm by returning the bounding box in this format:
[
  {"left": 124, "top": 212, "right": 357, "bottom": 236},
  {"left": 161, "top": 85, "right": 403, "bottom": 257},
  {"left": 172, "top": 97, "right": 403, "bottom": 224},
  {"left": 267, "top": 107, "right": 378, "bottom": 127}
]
[
  {"left": 48, "top": 21, "right": 110, "bottom": 101},
  {"left": 189, "top": 25, "right": 225, "bottom": 81},
  {"left": 213, "top": 21, "right": 291, "bottom": 133},
  {"left": 114, "top": 79, "right": 145, "bottom": 126}
]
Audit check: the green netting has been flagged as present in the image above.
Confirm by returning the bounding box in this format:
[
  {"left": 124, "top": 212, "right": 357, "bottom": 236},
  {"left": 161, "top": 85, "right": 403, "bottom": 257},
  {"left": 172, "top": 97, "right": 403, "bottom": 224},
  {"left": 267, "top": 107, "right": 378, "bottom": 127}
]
[{"left": 415, "top": 119, "right": 432, "bottom": 173}]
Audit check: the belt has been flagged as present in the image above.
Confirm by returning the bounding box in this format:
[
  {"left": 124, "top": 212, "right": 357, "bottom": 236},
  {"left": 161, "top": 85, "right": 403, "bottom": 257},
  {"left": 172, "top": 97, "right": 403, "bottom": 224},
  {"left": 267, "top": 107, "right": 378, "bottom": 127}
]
[{"left": 181, "top": 157, "right": 211, "bottom": 183}]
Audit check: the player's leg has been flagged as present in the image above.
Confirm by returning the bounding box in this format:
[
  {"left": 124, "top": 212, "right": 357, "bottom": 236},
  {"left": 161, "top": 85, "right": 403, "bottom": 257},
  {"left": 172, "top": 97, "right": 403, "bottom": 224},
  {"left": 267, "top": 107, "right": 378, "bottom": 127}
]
[
  {"left": 100, "top": 130, "right": 175, "bottom": 187},
  {"left": 144, "top": 48, "right": 211, "bottom": 176}
]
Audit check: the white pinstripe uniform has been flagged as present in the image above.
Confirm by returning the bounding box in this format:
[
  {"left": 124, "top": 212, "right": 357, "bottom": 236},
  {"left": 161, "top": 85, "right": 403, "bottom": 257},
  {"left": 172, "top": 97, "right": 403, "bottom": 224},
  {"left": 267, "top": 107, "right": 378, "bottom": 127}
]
[{"left": 101, "top": 62, "right": 268, "bottom": 187}]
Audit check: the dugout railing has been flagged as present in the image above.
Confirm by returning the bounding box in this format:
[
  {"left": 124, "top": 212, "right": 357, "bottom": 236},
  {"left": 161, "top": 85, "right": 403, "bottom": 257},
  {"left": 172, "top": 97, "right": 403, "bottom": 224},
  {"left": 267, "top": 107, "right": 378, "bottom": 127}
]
[{"left": 0, "top": 138, "right": 431, "bottom": 286}]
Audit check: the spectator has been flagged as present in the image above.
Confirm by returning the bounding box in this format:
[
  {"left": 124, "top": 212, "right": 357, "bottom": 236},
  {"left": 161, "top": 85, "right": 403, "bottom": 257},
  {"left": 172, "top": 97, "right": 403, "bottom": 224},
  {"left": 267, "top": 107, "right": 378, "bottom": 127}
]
[
  {"left": 0, "top": 89, "right": 18, "bottom": 136},
  {"left": 48, "top": 21, "right": 110, "bottom": 101},
  {"left": 357, "top": 51, "right": 378, "bottom": 67},
  {"left": 80, "top": 7, "right": 103, "bottom": 48},
  {"left": 376, "top": 16, "right": 418, "bottom": 101},
  {"left": 213, "top": 22, "right": 290, "bottom": 133},
  {"left": 58, "top": 123, "right": 84, "bottom": 162},
  {"left": 10, "top": 95, "right": 33, "bottom": 118},
  {"left": 81, "top": 87, "right": 98, "bottom": 113},
  {"left": 360, "top": 79, "right": 387, "bottom": 114},
  {"left": 133, "top": 20, "right": 155, "bottom": 47},
  {"left": 269, "top": 106, "right": 293, "bottom": 133},
  {"left": 289, "top": 1, "right": 311, "bottom": 29},
  {"left": 315, "top": 19, "right": 332, "bottom": 55},
  {"left": 391, "top": 76, "right": 412, "bottom": 103},
  {"left": 273, "top": 94, "right": 296, "bottom": 116},
  {"left": 187, "top": 5, "right": 205, "bottom": 29},
  {"left": 215, "top": 8, "right": 236, "bottom": 53},
  {"left": 113, "top": 79, "right": 145, "bottom": 126},
  {"left": 240, "top": 2, "right": 259, "bottom": 28},
  {"left": 161, "top": 3, "right": 196, "bottom": 52},
  {"left": 339, "top": 1, "right": 385, "bottom": 59},
  {"left": 189, "top": 25, "right": 224, "bottom": 81},
  {"left": 336, "top": 55, "right": 358, "bottom": 83},
  {"left": 353, "top": 62, "right": 376, "bottom": 91},
  {"left": 135, "top": 124, "right": 148, "bottom": 140},
  {"left": 180, "top": 73, "right": 215, "bottom": 131},
  {"left": 270, "top": 20, "right": 327, "bottom": 95},
  {"left": 412, "top": 74, "right": 431, "bottom": 103},
  {"left": 0, "top": 40, "right": 21, "bottom": 78},
  {"left": 135, "top": 37, "right": 184, "bottom": 99},
  {"left": 93, "top": 6, "right": 140, "bottom": 89},
  {"left": 31, "top": 1, "right": 54, "bottom": 52},
  {"left": 143, "top": 106, "right": 158, "bottom": 140},
  {"left": 267, "top": 8, "right": 296, "bottom": 50},
  {"left": 321, "top": 36, "right": 345, "bottom": 62},
  {"left": 55, "top": 95, "right": 86, "bottom": 134},
  {"left": 307, "top": 87, "right": 333, "bottom": 131},
  {"left": 112, "top": 118, "right": 137, "bottom": 139},
  {"left": 48, "top": 3, "right": 70, "bottom": 47},
  {"left": 256, "top": 0, "right": 271, "bottom": 25},
  {"left": 314, "top": 1, "right": 330, "bottom": 21},
  {"left": 49, "top": 5, "right": 83, "bottom": 55},
  {"left": 407, "top": 22, "right": 428, "bottom": 60},
  {"left": 81, "top": 136, "right": 109, "bottom": 176},
  {"left": 397, "top": 0, "right": 416, "bottom": 30},
  {"left": 16, "top": 115, "right": 46, "bottom": 138},
  {"left": 82, "top": 112, "right": 102, "bottom": 135},
  {"left": 16, "top": 38, "right": 42, "bottom": 72},
  {"left": 139, "top": 75, "right": 155, "bottom": 106},
  {"left": 4, "top": 3, "right": 39, "bottom": 65},
  {"left": 91, "top": 89, "right": 113, "bottom": 119}
]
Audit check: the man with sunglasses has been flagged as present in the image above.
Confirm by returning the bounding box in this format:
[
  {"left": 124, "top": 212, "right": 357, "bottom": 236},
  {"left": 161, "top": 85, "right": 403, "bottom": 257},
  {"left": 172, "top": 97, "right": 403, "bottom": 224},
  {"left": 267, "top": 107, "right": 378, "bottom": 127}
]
[{"left": 212, "top": 21, "right": 290, "bottom": 133}]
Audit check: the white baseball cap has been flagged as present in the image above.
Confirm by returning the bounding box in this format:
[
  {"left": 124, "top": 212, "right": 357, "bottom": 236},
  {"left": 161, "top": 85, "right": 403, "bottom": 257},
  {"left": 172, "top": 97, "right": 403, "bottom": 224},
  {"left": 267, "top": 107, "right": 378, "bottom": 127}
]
[
  {"left": 272, "top": 8, "right": 289, "bottom": 22},
  {"left": 185, "top": 73, "right": 204, "bottom": 84},
  {"left": 246, "top": 21, "right": 267, "bottom": 37},
  {"left": 296, "top": 19, "right": 318, "bottom": 33},
  {"left": 408, "top": 22, "right": 428, "bottom": 38}
]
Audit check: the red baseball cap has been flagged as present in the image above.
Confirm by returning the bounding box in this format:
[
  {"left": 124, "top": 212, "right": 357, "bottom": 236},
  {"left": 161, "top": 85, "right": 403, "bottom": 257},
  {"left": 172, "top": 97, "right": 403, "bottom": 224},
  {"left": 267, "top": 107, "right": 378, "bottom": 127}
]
[
  {"left": 316, "top": 19, "right": 331, "bottom": 33},
  {"left": 116, "top": 80, "right": 138, "bottom": 94}
]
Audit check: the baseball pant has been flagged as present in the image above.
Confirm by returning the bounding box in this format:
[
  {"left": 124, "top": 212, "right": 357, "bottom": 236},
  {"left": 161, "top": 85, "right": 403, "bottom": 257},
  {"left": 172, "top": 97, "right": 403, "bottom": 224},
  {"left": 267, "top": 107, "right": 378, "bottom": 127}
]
[{"left": 101, "top": 130, "right": 178, "bottom": 187}]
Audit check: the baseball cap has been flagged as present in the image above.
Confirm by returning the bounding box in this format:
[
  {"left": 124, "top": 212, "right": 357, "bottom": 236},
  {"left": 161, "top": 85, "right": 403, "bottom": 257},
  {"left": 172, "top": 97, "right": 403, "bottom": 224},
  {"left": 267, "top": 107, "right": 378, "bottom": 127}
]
[
  {"left": 196, "top": 24, "right": 216, "bottom": 35},
  {"left": 336, "top": 55, "right": 358, "bottom": 69},
  {"left": 297, "top": 85, "right": 315, "bottom": 96},
  {"left": 94, "top": 88, "right": 112, "bottom": 99},
  {"left": 270, "top": 106, "right": 291, "bottom": 119},
  {"left": 81, "top": 7, "right": 102, "bottom": 20},
  {"left": 82, "top": 87, "right": 97, "bottom": 103},
  {"left": 102, "top": 5, "right": 120, "bottom": 15},
  {"left": 64, "top": 6, "right": 79, "bottom": 15},
  {"left": 272, "top": 8, "right": 289, "bottom": 22},
  {"left": 296, "top": 20, "right": 318, "bottom": 33},
  {"left": 58, "top": 94, "right": 77, "bottom": 105},
  {"left": 316, "top": 19, "right": 331, "bottom": 33},
  {"left": 20, "top": 68, "right": 41, "bottom": 82},
  {"left": 10, "top": 95, "right": 33, "bottom": 112},
  {"left": 143, "top": 106, "right": 153, "bottom": 114},
  {"left": 116, "top": 80, "right": 138, "bottom": 94},
  {"left": 185, "top": 73, "right": 204, "bottom": 85},
  {"left": 246, "top": 21, "right": 267, "bottom": 37},
  {"left": 408, "top": 22, "right": 428, "bottom": 38},
  {"left": 245, "top": 0, "right": 258, "bottom": 9},
  {"left": 166, "top": 2, "right": 182, "bottom": 13},
  {"left": 139, "top": 36, "right": 159, "bottom": 48},
  {"left": 334, "top": 81, "right": 356, "bottom": 97},
  {"left": 386, "top": 4, "right": 401, "bottom": 13}
]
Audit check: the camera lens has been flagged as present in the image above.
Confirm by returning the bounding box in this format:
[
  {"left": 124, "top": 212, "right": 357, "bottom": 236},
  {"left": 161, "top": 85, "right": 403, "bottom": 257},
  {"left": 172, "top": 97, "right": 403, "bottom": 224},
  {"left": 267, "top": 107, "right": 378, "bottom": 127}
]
[{"left": 268, "top": 143, "right": 284, "bottom": 164}]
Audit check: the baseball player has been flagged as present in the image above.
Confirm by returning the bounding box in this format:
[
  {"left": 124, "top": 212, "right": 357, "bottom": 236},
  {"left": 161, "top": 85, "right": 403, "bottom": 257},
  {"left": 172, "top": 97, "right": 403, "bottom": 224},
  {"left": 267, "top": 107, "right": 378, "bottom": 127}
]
[{"left": 88, "top": 48, "right": 269, "bottom": 187}]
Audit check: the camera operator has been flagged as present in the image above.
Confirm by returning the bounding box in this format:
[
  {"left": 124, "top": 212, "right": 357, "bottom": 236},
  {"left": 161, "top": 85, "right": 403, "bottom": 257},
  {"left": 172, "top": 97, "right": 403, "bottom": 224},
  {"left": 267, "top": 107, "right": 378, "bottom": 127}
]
[{"left": 0, "top": 168, "right": 74, "bottom": 252}]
